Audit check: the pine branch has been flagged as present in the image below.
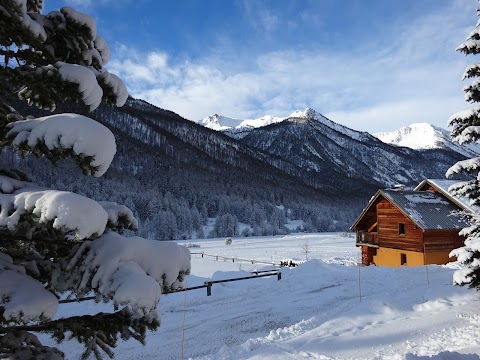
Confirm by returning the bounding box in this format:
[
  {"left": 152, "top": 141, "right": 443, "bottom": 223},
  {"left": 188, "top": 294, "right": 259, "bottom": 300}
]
[
  {"left": 0, "top": 330, "right": 64, "bottom": 359},
  {"left": 0, "top": 324, "right": 50, "bottom": 333},
  {"left": 0, "top": 49, "right": 49, "bottom": 67},
  {"left": 2, "top": 308, "right": 160, "bottom": 359}
]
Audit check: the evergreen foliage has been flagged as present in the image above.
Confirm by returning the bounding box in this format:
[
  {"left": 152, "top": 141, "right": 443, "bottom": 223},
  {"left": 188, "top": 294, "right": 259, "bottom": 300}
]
[
  {"left": 0, "top": 1, "right": 190, "bottom": 359},
  {"left": 447, "top": 3, "right": 480, "bottom": 290}
]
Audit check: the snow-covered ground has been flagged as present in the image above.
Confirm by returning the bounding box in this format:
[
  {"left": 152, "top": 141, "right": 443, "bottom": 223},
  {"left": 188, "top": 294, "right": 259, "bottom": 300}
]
[{"left": 42, "top": 233, "right": 480, "bottom": 359}]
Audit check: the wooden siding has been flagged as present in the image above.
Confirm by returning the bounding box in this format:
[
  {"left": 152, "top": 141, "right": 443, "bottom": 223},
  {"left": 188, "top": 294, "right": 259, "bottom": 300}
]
[
  {"left": 417, "top": 184, "right": 437, "bottom": 192},
  {"left": 423, "top": 230, "right": 464, "bottom": 253},
  {"left": 376, "top": 200, "right": 423, "bottom": 252}
]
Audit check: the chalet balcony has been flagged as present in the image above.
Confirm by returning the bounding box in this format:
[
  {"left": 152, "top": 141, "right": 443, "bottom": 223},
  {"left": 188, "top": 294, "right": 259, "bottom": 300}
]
[{"left": 356, "top": 231, "right": 379, "bottom": 246}]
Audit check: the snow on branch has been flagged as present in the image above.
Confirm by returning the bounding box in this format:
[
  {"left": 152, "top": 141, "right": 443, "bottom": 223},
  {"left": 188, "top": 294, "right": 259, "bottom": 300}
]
[
  {"left": 61, "top": 6, "right": 97, "bottom": 40},
  {"left": 458, "top": 125, "right": 480, "bottom": 143},
  {"left": 448, "top": 106, "right": 480, "bottom": 143},
  {"left": 57, "top": 63, "right": 103, "bottom": 111},
  {"left": 5, "top": 113, "right": 116, "bottom": 177},
  {"left": 11, "top": 0, "right": 47, "bottom": 41},
  {"left": 94, "top": 35, "right": 110, "bottom": 64},
  {"left": 0, "top": 175, "right": 31, "bottom": 194},
  {"left": 465, "top": 78, "right": 480, "bottom": 103},
  {"left": 457, "top": 39, "right": 480, "bottom": 55},
  {"left": 0, "top": 331, "right": 64, "bottom": 360},
  {"left": 463, "top": 63, "right": 480, "bottom": 80},
  {"left": 452, "top": 266, "right": 474, "bottom": 286},
  {"left": 0, "top": 175, "right": 140, "bottom": 240},
  {"left": 67, "top": 233, "right": 191, "bottom": 317},
  {"left": 447, "top": 180, "right": 480, "bottom": 206},
  {"left": 467, "top": 27, "right": 480, "bottom": 42},
  {"left": 446, "top": 157, "right": 480, "bottom": 179},
  {"left": 448, "top": 106, "right": 480, "bottom": 127},
  {"left": 4, "top": 2, "right": 129, "bottom": 111},
  {"left": 97, "top": 70, "right": 129, "bottom": 107},
  {"left": 0, "top": 252, "right": 58, "bottom": 323},
  {"left": 450, "top": 236, "right": 480, "bottom": 286},
  {"left": 0, "top": 188, "right": 108, "bottom": 240},
  {"left": 99, "top": 201, "right": 138, "bottom": 232}
]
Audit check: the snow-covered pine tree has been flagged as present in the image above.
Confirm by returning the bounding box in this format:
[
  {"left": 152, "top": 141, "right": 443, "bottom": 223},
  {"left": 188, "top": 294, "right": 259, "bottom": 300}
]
[
  {"left": 0, "top": 1, "right": 191, "bottom": 359},
  {"left": 446, "top": 3, "right": 480, "bottom": 290}
]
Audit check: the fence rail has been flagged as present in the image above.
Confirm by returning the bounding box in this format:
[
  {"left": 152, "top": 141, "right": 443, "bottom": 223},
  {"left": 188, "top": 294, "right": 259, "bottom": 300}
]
[
  {"left": 167, "top": 270, "right": 282, "bottom": 296},
  {"left": 190, "top": 252, "right": 279, "bottom": 266}
]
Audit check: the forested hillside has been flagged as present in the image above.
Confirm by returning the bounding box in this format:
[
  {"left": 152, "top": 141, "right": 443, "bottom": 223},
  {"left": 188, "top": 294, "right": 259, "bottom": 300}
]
[{"left": 0, "top": 95, "right": 359, "bottom": 240}]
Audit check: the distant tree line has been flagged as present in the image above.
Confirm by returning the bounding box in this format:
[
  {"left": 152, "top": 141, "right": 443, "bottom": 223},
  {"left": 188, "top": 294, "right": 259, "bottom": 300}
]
[{"left": 1, "top": 140, "right": 360, "bottom": 241}]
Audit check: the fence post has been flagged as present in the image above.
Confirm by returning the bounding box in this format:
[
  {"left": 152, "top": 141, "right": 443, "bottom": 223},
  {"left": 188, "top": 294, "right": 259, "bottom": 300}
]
[{"left": 206, "top": 282, "right": 212, "bottom": 296}]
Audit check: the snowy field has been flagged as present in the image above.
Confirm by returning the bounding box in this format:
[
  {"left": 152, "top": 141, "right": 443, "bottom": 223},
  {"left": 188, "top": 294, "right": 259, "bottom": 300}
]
[{"left": 42, "top": 233, "right": 480, "bottom": 359}]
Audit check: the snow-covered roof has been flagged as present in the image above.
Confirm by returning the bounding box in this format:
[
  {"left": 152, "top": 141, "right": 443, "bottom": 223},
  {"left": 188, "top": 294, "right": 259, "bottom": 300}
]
[
  {"left": 351, "top": 185, "right": 470, "bottom": 231},
  {"left": 414, "top": 179, "right": 480, "bottom": 214},
  {"left": 381, "top": 190, "right": 468, "bottom": 230}
]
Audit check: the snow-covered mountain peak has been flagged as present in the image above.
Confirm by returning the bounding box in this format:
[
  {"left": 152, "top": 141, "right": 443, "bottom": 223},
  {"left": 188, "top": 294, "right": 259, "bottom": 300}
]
[
  {"left": 374, "top": 123, "right": 480, "bottom": 157},
  {"left": 197, "top": 114, "right": 244, "bottom": 131},
  {"left": 198, "top": 107, "right": 332, "bottom": 134},
  {"left": 195, "top": 113, "right": 287, "bottom": 138},
  {"left": 375, "top": 123, "right": 442, "bottom": 147},
  {"left": 288, "top": 108, "right": 328, "bottom": 122},
  {"left": 195, "top": 107, "right": 373, "bottom": 142}
]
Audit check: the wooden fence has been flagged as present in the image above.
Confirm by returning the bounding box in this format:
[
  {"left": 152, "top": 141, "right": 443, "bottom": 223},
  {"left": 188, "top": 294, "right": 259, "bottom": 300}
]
[
  {"left": 190, "top": 252, "right": 279, "bottom": 266},
  {"left": 174, "top": 270, "right": 282, "bottom": 297}
]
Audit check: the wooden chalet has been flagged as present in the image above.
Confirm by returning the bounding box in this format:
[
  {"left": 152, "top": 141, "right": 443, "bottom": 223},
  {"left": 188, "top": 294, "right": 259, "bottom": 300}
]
[{"left": 351, "top": 179, "right": 472, "bottom": 267}]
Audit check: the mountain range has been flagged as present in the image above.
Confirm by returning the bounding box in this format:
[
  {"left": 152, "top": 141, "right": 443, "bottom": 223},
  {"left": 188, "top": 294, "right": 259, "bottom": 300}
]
[
  {"left": 197, "top": 109, "right": 478, "bottom": 158},
  {"left": 0, "top": 95, "right": 470, "bottom": 238},
  {"left": 195, "top": 108, "right": 466, "bottom": 190}
]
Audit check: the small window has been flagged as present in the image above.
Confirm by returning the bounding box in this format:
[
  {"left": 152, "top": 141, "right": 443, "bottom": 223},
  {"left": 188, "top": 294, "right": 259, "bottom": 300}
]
[
  {"left": 398, "top": 223, "right": 406, "bottom": 235},
  {"left": 401, "top": 253, "right": 407, "bottom": 266}
]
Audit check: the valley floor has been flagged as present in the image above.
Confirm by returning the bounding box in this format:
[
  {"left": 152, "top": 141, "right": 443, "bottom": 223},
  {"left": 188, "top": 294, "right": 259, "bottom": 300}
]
[{"left": 43, "top": 233, "right": 480, "bottom": 359}]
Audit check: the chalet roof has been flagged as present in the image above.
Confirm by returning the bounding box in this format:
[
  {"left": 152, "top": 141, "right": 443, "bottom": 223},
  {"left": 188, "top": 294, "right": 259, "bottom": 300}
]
[
  {"left": 381, "top": 189, "right": 468, "bottom": 230},
  {"left": 414, "top": 179, "right": 480, "bottom": 214}
]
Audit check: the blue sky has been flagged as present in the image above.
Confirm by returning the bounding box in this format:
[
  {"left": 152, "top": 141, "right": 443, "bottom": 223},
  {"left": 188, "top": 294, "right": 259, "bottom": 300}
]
[{"left": 45, "top": 0, "right": 475, "bottom": 133}]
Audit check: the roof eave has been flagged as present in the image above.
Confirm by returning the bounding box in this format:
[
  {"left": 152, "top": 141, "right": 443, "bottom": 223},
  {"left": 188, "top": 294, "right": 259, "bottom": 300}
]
[{"left": 350, "top": 190, "right": 382, "bottom": 231}]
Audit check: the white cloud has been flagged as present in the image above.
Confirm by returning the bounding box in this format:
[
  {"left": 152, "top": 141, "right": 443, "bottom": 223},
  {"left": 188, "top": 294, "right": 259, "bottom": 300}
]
[
  {"left": 108, "top": 0, "right": 475, "bottom": 133},
  {"left": 240, "top": 0, "right": 280, "bottom": 35},
  {"left": 326, "top": 96, "right": 467, "bottom": 134}
]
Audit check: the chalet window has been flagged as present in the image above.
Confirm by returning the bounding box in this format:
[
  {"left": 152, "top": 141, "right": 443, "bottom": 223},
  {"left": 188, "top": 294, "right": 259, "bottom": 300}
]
[
  {"left": 401, "top": 253, "right": 407, "bottom": 266},
  {"left": 398, "top": 223, "right": 406, "bottom": 235}
]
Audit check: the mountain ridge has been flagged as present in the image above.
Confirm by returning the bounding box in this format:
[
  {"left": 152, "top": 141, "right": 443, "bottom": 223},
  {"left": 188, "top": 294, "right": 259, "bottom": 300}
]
[
  {"left": 374, "top": 122, "right": 480, "bottom": 158},
  {"left": 197, "top": 108, "right": 477, "bottom": 161}
]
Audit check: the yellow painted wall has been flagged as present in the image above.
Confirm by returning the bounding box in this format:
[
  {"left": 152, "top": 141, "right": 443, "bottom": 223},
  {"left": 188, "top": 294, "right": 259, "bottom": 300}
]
[
  {"left": 424, "top": 252, "right": 454, "bottom": 265},
  {"left": 372, "top": 247, "right": 453, "bottom": 267},
  {"left": 373, "top": 247, "right": 423, "bottom": 267}
]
